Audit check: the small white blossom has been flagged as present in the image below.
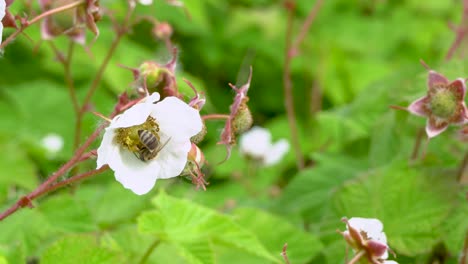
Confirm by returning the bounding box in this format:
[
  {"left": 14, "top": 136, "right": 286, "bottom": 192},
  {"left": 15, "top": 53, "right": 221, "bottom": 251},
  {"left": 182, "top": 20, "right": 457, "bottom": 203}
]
[
  {"left": 0, "top": 0, "right": 5, "bottom": 45},
  {"left": 341, "top": 217, "right": 397, "bottom": 264},
  {"left": 138, "top": 0, "right": 152, "bottom": 5},
  {"left": 239, "top": 126, "right": 289, "bottom": 166},
  {"left": 41, "top": 133, "right": 64, "bottom": 154},
  {"left": 97, "top": 93, "right": 202, "bottom": 195}
]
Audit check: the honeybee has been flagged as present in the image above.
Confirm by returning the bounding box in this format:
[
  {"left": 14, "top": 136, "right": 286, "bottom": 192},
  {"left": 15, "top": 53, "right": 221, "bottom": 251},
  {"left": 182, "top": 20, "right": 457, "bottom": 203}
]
[{"left": 136, "top": 129, "right": 170, "bottom": 161}]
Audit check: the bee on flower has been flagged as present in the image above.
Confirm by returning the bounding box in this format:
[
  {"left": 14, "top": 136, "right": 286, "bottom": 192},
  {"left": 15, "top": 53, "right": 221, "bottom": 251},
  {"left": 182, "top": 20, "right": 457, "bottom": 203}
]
[{"left": 96, "top": 92, "right": 203, "bottom": 195}]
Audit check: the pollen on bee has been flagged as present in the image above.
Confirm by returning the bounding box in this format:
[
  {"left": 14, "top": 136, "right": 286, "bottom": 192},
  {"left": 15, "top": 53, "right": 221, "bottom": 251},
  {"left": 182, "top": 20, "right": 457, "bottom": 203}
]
[{"left": 113, "top": 116, "right": 160, "bottom": 152}]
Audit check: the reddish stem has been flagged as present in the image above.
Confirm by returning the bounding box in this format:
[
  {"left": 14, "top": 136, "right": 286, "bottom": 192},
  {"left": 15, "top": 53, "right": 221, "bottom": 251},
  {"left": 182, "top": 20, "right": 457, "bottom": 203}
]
[
  {"left": 37, "top": 165, "right": 109, "bottom": 196},
  {"left": 0, "top": 123, "right": 106, "bottom": 221},
  {"left": 0, "top": 0, "right": 85, "bottom": 49},
  {"left": 202, "top": 114, "right": 230, "bottom": 121},
  {"left": 281, "top": 243, "right": 291, "bottom": 264},
  {"left": 446, "top": 0, "right": 468, "bottom": 61}
]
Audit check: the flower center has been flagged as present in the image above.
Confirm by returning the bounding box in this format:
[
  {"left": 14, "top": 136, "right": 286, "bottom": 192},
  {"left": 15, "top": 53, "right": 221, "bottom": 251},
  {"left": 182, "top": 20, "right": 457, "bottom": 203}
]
[
  {"left": 429, "top": 90, "right": 457, "bottom": 118},
  {"left": 114, "top": 116, "right": 160, "bottom": 154}
]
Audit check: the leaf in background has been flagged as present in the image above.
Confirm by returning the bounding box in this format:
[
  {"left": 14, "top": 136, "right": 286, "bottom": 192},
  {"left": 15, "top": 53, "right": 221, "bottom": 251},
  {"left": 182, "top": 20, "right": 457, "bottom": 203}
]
[
  {"left": 442, "top": 188, "right": 468, "bottom": 255},
  {"left": 274, "top": 153, "right": 368, "bottom": 222},
  {"left": 75, "top": 179, "right": 153, "bottom": 226},
  {"left": 332, "top": 162, "right": 458, "bottom": 256},
  {"left": 0, "top": 209, "right": 54, "bottom": 258},
  {"left": 0, "top": 137, "right": 37, "bottom": 192},
  {"left": 41, "top": 234, "right": 125, "bottom": 264},
  {"left": 232, "top": 207, "right": 323, "bottom": 264},
  {"left": 138, "top": 191, "right": 279, "bottom": 263},
  {"left": 38, "top": 194, "right": 97, "bottom": 233}
]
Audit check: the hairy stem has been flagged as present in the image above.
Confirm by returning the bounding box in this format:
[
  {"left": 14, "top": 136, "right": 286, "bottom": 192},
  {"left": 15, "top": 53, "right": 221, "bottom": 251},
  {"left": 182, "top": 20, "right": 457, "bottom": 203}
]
[
  {"left": 37, "top": 165, "right": 109, "bottom": 196},
  {"left": 202, "top": 114, "right": 230, "bottom": 121},
  {"left": 0, "top": 0, "right": 85, "bottom": 49}
]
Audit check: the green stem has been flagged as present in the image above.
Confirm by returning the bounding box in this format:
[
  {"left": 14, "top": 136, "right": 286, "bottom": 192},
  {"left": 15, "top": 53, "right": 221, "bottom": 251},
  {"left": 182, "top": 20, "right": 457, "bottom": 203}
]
[{"left": 138, "top": 239, "right": 160, "bottom": 264}]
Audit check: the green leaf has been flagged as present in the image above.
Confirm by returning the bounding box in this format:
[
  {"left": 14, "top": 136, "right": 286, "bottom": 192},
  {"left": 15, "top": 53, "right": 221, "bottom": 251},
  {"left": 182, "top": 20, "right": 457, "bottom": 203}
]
[
  {"left": 0, "top": 137, "right": 37, "bottom": 191},
  {"left": 138, "top": 192, "right": 278, "bottom": 263},
  {"left": 41, "top": 234, "right": 124, "bottom": 264},
  {"left": 442, "top": 189, "right": 468, "bottom": 254},
  {"left": 75, "top": 180, "right": 153, "bottom": 226},
  {"left": 274, "top": 153, "right": 368, "bottom": 222},
  {"left": 332, "top": 162, "right": 458, "bottom": 256},
  {"left": 173, "top": 240, "right": 214, "bottom": 264},
  {"left": 232, "top": 207, "right": 323, "bottom": 264},
  {"left": 0, "top": 209, "right": 55, "bottom": 258},
  {"left": 38, "top": 194, "right": 97, "bottom": 233}
]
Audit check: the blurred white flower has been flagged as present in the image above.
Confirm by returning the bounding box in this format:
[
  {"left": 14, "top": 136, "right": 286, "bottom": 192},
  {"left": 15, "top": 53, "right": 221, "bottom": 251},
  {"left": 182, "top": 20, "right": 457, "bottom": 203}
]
[
  {"left": 97, "top": 93, "right": 202, "bottom": 195},
  {"left": 138, "top": 0, "right": 152, "bottom": 5},
  {"left": 41, "top": 133, "right": 64, "bottom": 154},
  {"left": 239, "top": 126, "right": 289, "bottom": 166},
  {"left": 0, "top": 0, "right": 5, "bottom": 45},
  {"left": 340, "top": 217, "right": 397, "bottom": 264}
]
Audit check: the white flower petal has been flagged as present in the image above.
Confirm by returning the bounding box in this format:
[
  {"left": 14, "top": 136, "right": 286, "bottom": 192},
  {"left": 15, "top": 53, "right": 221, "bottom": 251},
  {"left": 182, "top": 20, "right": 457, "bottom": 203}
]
[
  {"left": 96, "top": 128, "right": 117, "bottom": 169},
  {"left": 384, "top": 261, "right": 398, "bottom": 264},
  {"left": 110, "top": 102, "right": 153, "bottom": 129},
  {"left": 113, "top": 150, "right": 161, "bottom": 195},
  {"left": 154, "top": 138, "right": 191, "bottom": 179},
  {"left": 348, "top": 217, "right": 384, "bottom": 240},
  {"left": 239, "top": 126, "right": 271, "bottom": 158},
  {"left": 151, "top": 97, "right": 202, "bottom": 140},
  {"left": 138, "top": 0, "right": 153, "bottom": 5},
  {"left": 264, "top": 139, "right": 289, "bottom": 165}
]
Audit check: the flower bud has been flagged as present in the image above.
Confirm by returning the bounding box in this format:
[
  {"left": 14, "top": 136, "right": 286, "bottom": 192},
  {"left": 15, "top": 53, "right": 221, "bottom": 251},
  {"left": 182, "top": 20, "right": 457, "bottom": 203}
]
[
  {"left": 153, "top": 22, "right": 173, "bottom": 40},
  {"left": 191, "top": 122, "right": 207, "bottom": 144},
  {"left": 232, "top": 103, "right": 253, "bottom": 135},
  {"left": 139, "top": 62, "right": 164, "bottom": 90}
]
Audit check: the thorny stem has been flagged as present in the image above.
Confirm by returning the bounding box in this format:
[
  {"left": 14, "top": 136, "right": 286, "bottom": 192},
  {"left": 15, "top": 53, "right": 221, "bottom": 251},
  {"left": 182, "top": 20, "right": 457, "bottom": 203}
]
[
  {"left": 281, "top": 243, "right": 291, "bottom": 264},
  {"left": 0, "top": 0, "right": 86, "bottom": 49},
  {"left": 347, "top": 250, "right": 366, "bottom": 264},
  {"left": 202, "top": 114, "right": 230, "bottom": 121},
  {"left": 138, "top": 239, "right": 161, "bottom": 264},
  {"left": 446, "top": 0, "right": 468, "bottom": 61}
]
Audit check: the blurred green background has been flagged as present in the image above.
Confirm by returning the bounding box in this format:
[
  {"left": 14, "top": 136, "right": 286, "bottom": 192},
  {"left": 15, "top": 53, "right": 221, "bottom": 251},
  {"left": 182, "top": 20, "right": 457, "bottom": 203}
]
[{"left": 0, "top": 0, "right": 467, "bottom": 263}]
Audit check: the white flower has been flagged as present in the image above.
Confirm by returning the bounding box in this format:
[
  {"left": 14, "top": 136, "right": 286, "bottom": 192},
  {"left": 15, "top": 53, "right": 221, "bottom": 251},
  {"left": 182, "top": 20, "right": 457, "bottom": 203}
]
[
  {"left": 341, "top": 217, "right": 397, "bottom": 264},
  {"left": 138, "top": 0, "right": 152, "bottom": 5},
  {"left": 0, "top": 0, "right": 5, "bottom": 45},
  {"left": 239, "top": 126, "right": 289, "bottom": 166},
  {"left": 97, "top": 93, "right": 202, "bottom": 195},
  {"left": 41, "top": 133, "right": 64, "bottom": 154}
]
